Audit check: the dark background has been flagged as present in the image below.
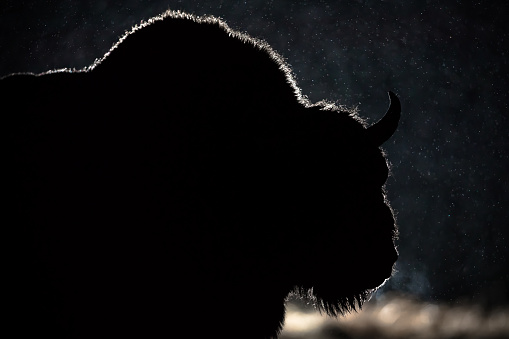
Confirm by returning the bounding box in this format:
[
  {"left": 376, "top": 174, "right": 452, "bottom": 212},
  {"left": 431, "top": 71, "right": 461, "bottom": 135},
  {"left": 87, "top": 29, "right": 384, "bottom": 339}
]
[{"left": 2, "top": 0, "right": 508, "bottom": 310}]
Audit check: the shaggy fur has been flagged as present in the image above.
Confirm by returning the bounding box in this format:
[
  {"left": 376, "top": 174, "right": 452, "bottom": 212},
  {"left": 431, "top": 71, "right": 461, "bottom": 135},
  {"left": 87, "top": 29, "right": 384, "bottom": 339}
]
[{"left": 4, "top": 10, "right": 399, "bottom": 339}]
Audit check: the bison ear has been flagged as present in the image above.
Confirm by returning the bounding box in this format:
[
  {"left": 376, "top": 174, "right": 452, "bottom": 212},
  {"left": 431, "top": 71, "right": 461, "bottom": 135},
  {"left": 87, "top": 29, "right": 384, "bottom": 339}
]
[{"left": 367, "top": 91, "right": 401, "bottom": 146}]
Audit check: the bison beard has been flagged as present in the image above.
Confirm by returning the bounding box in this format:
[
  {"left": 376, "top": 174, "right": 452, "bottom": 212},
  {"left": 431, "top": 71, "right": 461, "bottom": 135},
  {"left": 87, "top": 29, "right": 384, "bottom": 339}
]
[{"left": 3, "top": 10, "right": 400, "bottom": 339}]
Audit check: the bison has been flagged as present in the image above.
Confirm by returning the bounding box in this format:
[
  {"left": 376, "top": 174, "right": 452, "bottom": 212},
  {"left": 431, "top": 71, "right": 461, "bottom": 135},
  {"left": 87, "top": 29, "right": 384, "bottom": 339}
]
[{"left": 4, "top": 10, "right": 400, "bottom": 339}]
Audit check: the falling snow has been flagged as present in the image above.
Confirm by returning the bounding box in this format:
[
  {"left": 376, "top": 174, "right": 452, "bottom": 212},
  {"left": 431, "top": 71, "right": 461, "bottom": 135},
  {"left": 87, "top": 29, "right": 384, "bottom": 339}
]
[{"left": 1, "top": 0, "right": 508, "bottom": 320}]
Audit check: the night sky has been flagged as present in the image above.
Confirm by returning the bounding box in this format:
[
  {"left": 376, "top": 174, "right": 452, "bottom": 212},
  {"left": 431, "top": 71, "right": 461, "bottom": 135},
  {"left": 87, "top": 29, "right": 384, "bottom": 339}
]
[{"left": 2, "top": 0, "right": 508, "bottom": 311}]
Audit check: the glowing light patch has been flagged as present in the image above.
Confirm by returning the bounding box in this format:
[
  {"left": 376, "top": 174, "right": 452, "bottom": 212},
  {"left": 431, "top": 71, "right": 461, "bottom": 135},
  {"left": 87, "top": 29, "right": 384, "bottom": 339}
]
[
  {"left": 283, "top": 307, "right": 325, "bottom": 334},
  {"left": 281, "top": 294, "right": 509, "bottom": 338}
]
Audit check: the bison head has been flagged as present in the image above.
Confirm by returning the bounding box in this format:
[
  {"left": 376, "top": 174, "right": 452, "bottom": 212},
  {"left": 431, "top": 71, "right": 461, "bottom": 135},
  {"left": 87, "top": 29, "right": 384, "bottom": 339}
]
[{"left": 283, "top": 92, "right": 401, "bottom": 316}]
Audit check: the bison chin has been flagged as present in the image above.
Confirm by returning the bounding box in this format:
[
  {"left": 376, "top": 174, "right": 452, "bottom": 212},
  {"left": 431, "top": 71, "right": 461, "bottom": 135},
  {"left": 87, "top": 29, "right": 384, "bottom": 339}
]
[
  {"left": 300, "top": 249, "right": 397, "bottom": 316},
  {"left": 291, "top": 257, "right": 394, "bottom": 316},
  {"left": 291, "top": 283, "right": 374, "bottom": 317},
  {"left": 290, "top": 246, "right": 397, "bottom": 317}
]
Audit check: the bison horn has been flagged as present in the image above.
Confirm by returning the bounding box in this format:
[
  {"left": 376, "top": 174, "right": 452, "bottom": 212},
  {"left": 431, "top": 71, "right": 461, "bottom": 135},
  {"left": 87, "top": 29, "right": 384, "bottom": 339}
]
[{"left": 367, "top": 91, "right": 401, "bottom": 146}]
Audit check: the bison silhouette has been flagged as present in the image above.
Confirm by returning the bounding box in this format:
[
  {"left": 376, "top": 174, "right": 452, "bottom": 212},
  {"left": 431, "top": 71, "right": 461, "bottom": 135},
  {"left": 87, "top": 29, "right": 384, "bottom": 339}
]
[{"left": 4, "top": 10, "right": 400, "bottom": 339}]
